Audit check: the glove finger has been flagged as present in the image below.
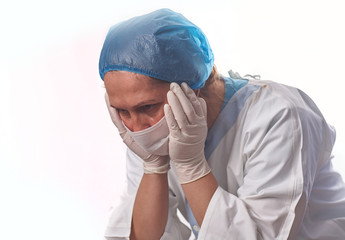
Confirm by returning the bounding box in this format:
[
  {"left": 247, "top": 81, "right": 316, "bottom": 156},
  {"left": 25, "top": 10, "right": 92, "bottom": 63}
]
[
  {"left": 164, "top": 103, "right": 180, "bottom": 137},
  {"left": 167, "top": 89, "right": 189, "bottom": 129},
  {"left": 170, "top": 82, "right": 197, "bottom": 123},
  {"left": 198, "top": 97, "right": 207, "bottom": 117},
  {"left": 181, "top": 82, "right": 204, "bottom": 118},
  {"left": 104, "top": 92, "right": 126, "bottom": 135}
]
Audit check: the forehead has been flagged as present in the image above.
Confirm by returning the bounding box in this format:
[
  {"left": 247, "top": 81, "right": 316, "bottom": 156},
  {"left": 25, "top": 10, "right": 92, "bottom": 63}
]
[
  {"left": 104, "top": 71, "right": 167, "bottom": 89},
  {"left": 104, "top": 71, "right": 170, "bottom": 108}
]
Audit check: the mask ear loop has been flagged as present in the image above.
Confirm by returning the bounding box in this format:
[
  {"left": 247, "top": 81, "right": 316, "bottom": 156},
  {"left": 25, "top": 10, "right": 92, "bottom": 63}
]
[{"left": 195, "top": 89, "right": 201, "bottom": 97}]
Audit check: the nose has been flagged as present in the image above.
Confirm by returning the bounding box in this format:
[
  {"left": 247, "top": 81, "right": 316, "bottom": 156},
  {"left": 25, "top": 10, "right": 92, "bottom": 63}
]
[{"left": 125, "top": 114, "right": 151, "bottom": 132}]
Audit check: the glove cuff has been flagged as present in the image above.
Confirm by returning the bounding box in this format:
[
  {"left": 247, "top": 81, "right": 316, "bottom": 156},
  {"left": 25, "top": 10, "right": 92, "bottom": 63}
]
[
  {"left": 143, "top": 156, "right": 170, "bottom": 174},
  {"left": 173, "top": 156, "right": 211, "bottom": 184}
]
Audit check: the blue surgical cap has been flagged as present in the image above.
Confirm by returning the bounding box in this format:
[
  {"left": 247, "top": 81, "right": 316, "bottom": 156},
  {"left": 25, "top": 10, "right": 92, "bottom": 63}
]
[{"left": 99, "top": 8, "right": 214, "bottom": 89}]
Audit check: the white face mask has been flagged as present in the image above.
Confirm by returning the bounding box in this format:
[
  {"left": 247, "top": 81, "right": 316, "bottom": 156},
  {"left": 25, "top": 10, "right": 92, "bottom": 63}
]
[{"left": 123, "top": 116, "right": 169, "bottom": 156}]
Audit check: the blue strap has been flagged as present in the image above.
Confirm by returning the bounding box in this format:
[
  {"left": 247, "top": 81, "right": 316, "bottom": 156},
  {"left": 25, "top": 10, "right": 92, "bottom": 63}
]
[
  {"left": 184, "top": 77, "right": 260, "bottom": 238},
  {"left": 220, "top": 75, "right": 248, "bottom": 111}
]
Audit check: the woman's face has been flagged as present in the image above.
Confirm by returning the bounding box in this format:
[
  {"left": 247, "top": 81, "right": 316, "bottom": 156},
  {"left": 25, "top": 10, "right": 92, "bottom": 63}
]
[{"left": 104, "top": 71, "right": 170, "bottom": 132}]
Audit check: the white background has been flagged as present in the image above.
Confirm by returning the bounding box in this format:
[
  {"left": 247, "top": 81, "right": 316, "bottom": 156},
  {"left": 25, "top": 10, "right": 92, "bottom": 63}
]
[{"left": 0, "top": 1, "right": 344, "bottom": 239}]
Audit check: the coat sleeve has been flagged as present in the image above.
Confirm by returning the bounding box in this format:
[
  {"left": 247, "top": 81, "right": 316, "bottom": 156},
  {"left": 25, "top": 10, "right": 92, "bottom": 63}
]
[
  {"left": 198, "top": 83, "right": 334, "bottom": 239},
  {"left": 104, "top": 149, "right": 191, "bottom": 240}
]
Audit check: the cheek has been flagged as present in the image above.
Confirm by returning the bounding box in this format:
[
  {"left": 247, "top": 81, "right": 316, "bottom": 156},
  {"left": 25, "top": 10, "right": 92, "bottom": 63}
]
[
  {"left": 118, "top": 113, "right": 130, "bottom": 129},
  {"left": 146, "top": 105, "right": 165, "bottom": 126},
  {"left": 118, "top": 111, "right": 130, "bottom": 121},
  {"left": 121, "top": 120, "right": 131, "bottom": 130},
  {"left": 155, "top": 105, "right": 166, "bottom": 121},
  {"left": 143, "top": 104, "right": 164, "bottom": 126}
]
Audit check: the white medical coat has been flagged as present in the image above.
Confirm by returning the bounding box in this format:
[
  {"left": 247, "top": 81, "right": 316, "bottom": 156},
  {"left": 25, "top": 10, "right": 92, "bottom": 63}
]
[{"left": 104, "top": 79, "right": 345, "bottom": 239}]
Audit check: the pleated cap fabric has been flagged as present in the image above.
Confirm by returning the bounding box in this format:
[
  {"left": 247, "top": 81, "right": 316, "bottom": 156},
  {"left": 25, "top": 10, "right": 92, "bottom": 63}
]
[{"left": 99, "top": 8, "right": 214, "bottom": 89}]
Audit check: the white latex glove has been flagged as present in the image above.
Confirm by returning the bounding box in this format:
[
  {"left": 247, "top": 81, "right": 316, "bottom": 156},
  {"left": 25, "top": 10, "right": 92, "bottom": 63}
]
[
  {"left": 105, "top": 93, "right": 170, "bottom": 174},
  {"left": 164, "top": 82, "right": 211, "bottom": 184}
]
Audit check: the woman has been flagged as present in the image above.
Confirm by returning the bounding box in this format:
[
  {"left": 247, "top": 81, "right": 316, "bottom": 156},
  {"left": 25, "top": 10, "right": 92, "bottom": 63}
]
[{"left": 99, "top": 8, "right": 345, "bottom": 239}]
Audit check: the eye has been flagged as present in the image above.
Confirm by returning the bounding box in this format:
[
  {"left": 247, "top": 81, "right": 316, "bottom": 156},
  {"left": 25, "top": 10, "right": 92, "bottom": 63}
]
[
  {"left": 141, "top": 104, "right": 155, "bottom": 111},
  {"left": 138, "top": 104, "right": 161, "bottom": 114},
  {"left": 117, "top": 109, "right": 130, "bottom": 118}
]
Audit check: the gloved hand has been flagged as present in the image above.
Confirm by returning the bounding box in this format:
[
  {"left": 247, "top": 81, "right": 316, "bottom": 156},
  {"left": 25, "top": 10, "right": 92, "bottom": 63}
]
[
  {"left": 105, "top": 93, "right": 170, "bottom": 174},
  {"left": 164, "top": 82, "right": 211, "bottom": 184}
]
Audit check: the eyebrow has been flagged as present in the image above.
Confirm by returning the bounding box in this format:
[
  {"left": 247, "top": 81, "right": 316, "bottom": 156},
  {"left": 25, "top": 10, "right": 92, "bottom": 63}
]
[{"left": 110, "top": 99, "right": 158, "bottom": 110}]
